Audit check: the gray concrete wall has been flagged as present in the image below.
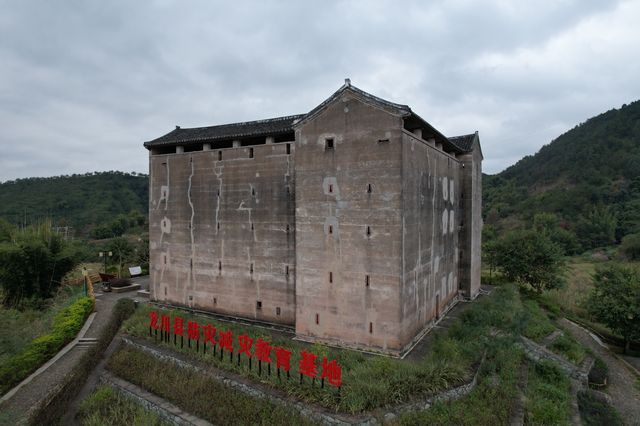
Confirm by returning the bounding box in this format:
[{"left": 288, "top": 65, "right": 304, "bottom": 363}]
[
  {"left": 294, "top": 93, "right": 405, "bottom": 352},
  {"left": 458, "top": 141, "right": 482, "bottom": 300},
  {"left": 149, "top": 142, "right": 296, "bottom": 325},
  {"left": 400, "top": 131, "right": 461, "bottom": 343}
]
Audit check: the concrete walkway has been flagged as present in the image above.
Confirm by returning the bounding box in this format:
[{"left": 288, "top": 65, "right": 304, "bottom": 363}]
[
  {"left": 560, "top": 318, "right": 640, "bottom": 426},
  {"left": 0, "top": 277, "right": 149, "bottom": 425}
]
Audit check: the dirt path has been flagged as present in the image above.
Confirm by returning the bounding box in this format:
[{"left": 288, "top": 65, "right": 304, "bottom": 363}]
[{"left": 559, "top": 318, "right": 640, "bottom": 425}]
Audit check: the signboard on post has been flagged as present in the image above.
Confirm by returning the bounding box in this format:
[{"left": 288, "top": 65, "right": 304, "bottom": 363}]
[{"left": 129, "top": 266, "right": 142, "bottom": 276}]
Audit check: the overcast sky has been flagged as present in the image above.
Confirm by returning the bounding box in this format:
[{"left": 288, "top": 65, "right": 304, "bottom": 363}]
[{"left": 1, "top": 0, "right": 639, "bottom": 181}]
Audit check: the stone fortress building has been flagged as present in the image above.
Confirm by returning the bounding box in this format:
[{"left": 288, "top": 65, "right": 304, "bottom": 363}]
[{"left": 144, "top": 80, "right": 482, "bottom": 356}]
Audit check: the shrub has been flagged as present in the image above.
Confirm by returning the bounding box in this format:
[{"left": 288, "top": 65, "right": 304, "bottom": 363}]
[
  {"left": 549, "top": 334, "right": 587, "bottom": 365},
  {"left": 577, "top": 390, "right": 622, "bottom": 425},
  {"left": 0, "top": 296, "right": 93, "bottom": 395},
  {"left": 619, "top": 232, "right": 640, "bottom": 260},
  {"left": 588, "top": 358, "right": 608, "bottom": 387}
]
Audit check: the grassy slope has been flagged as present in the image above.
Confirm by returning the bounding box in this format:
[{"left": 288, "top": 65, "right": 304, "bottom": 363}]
[{"left": 78, "top": 385, "right": 169, "bottom": 426}]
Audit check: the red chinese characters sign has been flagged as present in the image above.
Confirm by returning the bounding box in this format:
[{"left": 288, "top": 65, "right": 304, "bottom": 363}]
[{"left": 147, "top": 310, "right": 342, "bottom": 388}]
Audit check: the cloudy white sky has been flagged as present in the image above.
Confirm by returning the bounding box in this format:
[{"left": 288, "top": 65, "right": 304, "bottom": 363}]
[{"left": 1, "top": 0, "right": 639, "bottom": 181}]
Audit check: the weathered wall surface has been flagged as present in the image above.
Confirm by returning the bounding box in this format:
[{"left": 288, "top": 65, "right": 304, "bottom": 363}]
[
  {"left": 149, "top": 142, "right": 296, "bottom": 325},
  {"left": 294, "top": 94, "right": 405, "bottom": 351},
  {"left": 458, "top": 143, "right": 482, "bottom": 299},
  {"left": 400, "top": 131, "right": 461, "bottom": 343}
]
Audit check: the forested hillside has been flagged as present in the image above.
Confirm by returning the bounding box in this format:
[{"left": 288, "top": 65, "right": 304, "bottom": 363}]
[
  {"left": 0, "top": 172, "right": 148, "bottom": 236},
  {"left": 485, "top": 99, "right": 640, "bottom": 251}
]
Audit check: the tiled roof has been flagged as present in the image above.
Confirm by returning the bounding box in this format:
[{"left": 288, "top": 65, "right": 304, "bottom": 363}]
[
  {"left": 448, "top": 133, "right": 476, "bottom": 152},
  {"left": 144, "top": 114, "right": 304, "bottom": 147}
]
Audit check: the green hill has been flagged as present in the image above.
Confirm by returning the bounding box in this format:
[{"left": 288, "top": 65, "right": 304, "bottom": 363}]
[
  {"left": 0, "top": 172, "right": 148, "bottom": 236},
  {"left": 485, "top": 99, "right": 640, "bottom": 250}
]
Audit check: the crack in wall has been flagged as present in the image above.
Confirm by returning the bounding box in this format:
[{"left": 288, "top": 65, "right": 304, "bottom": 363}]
[{"left": 187, "top": 159, "right": 196, "bottom": 305}]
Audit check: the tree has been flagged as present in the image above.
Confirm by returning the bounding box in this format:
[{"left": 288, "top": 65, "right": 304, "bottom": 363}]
[
  {"left": 109, "top": 237, "right": 134, "bottom": 277},
  {"left": 587, "top": 264, "right": 640, "bottom": 353},
  {"left": 576, "top": 205, "right": 617, "bottom": 249},
  {"left": 0, "top": 222, "right": 76, "bottom": 307},
  {"left": 619, "top": 233, "right": 640, "bottom": 260},
  {"left": 533, "top": 212, "right": 581, "bottom": 255},
  {"left": 494, "top": 229, "right": 565, "bottom": 293}
]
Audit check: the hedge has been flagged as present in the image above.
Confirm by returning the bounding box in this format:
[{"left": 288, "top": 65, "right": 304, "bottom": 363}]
[{"left": 0, "top": 296, "right": 94, "bottom": 395}]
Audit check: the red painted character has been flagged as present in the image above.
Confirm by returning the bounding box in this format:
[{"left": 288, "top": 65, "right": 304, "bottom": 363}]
[
  {"left": 187, "top": 320, "right": 200, "bottom": 341},
  {"left": 321, "top": 357, "right": 342, "bottom": 387},
  {"left": 203, "top": 324, "right": 217, "bottom": 345},
  {"left": 275, "top": 347, "right": 292, "bottom": 372},
  {"left": 149, "top": 311, "right": 159, "bottom": 330},
  {"left": 299, "top": 351, "right": 318, "bottom": 378},
  {"left": 255, "top": 339, "right": 272, "bottom": 363},
  {"left": 218, "top": 330, "right": 234, "bottom": 352},
  {"left": 161, "top": 314, "right": 171, "bottom": 333},
  {"left": 238, "top": 334, "right": 253, "bottom": 358},
  {"left": 173, "top": 316, "right": 184, "bottom": 336}
]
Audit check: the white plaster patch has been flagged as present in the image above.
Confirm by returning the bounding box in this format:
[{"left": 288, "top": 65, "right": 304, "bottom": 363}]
[
  {"left": 161, "top": 217, "right": 171, "bottom": 233},
  {"left": 441, "top": 276, "right": 447, "bottom": 295},
  {"left": 434, "top": 256, "right": 440, "bottom": 273},
  {"left": 256, "top": 172, "right": 260, "bottom": 177},
  {"left": 323, "top": 177, "right": 339, "bottom": 197},
  {"left": 442, "top": 177, "right": 449, "bottom": 201},
  {"left": 160, "top": 185, "right": 169, "bottom": 203},
  {"left": 449, "top": 210, "right": 455, "bottom": 234},
  {"left": 442, "top": 209, "right": 449, "bottom": 235},
  {"left": 448, "top": 272, "right": 453, "bottom": 294},
  {"left": 449, "top": 179, "right": 455, "bottom": 204}
]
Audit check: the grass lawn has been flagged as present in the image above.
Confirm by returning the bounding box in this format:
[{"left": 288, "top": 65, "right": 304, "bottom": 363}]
[
  {"left": 78, "top": 385, "right": 169, "bottom": 426},
  {"left": 0, "top": 285, "right": 84, "bottom": 368},
  {"left": 524, "top": 361, "right": 571, "bottom": 425},
  {"left": 106, "top": 344, "right": 318, "bottom": 426}
]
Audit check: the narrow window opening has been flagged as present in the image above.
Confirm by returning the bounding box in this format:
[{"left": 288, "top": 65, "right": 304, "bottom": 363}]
[
  {"left": 161, "top": 162, "right": 167, "bottom": 166},
  {"left": 217, "top": 222, "right": 220, "bottom": 230},
  {"left": 276, "top": 307, "right": 281, "bottom": 316},
  {"left": 369, "top": 322, "right": 373, "bottom": 334},
  {"left": 325, "top": 138, "right": 334, "bottom": 150},
  {"left": 329, "top": 184, "right": 333, "bottom": 193},
  {"left": 251, "top": 223, "right": 254, "bottom": 231},
  {"left": 164, "top": 287, "right": 167, "bottom": 295},
  {"left": 315, "top": 313, "right": 319, "bottom": 325},
  {"left": 218, "top": 261, "right": 222, "bottom": 272},
  {"left": 286, "top": 224, "right": 290, "bottom": 233},
  {"left": 328, "top": 225, "right": 333, "bottom": 234},
  {"left": 367, "top": 183, "right": 372, "bottom": 194},
  {"left": 190, "top": 156, "right": 193, "bottom": 163},
  {"left": 250, "top": 263, "right": 254, "bottom": 274},
  {"left": 286, "top": 143, "right": 291, "bottom": 155},
  {"left": 189, "top": 295, "right": 193, "bottom": 301},
  {"left": 285, "top": 265, "right": 289, "bottom": 276},
  {"left": 214, "top": 297, "right": 217, "bottom": 305},
  {"left": 252, "top": 187, "right": 256, "bottom": 197},
  {"left": 286, "top": 186, "right": 290, "bottom": 195},
  {"left": 256, "top": 301, "right": 262, "bottom": 309},
  {"left": 218, "top": 151, "right": 222, "bottom": 161},
  {"left": 366, "top": 226, "right": 371, "bottom": 237},
  {"left": 190, "top": 258, "right": 193, "bottom": 270},
  {"left": 217, "top": 189, "right": 220, "bottom": 197},
  {"left": 249, "top": 148, "right": 254, "bottom": 158},
  {"left": 378, "top": 138, "right": 390, "bottom": 143},
  {"left": 329, "top": 272, "right": 333, "bottom": 283},
  {"left": 365, "top": 275, "right": 370, "bottom": 287}
]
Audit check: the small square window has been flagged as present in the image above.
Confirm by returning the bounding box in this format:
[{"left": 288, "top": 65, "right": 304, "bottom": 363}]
[
  {"left": 325, "top": 138, "right": 334, "bottom": 150},
  {"left": 276, "top": 307, "right": 281, "bottom": 316},
  {"left": 257, "top": 301, "right": 262, "bottom": 309},
  {"left": 249, "top": 148, "right": 254, "bottom": 158}
]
